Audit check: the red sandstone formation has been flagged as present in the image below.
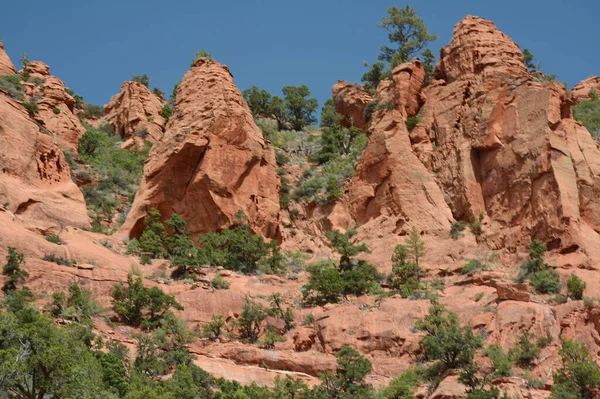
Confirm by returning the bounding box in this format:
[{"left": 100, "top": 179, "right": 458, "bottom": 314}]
[
  {"left": 120, "top": 58, "right": 281, "bottom": 239},
  {"left": 104, "top": 81, "right": 166, "bottom": 143},
  {"left": 571, "top": 76, "right": 600, "bottom": 103}
]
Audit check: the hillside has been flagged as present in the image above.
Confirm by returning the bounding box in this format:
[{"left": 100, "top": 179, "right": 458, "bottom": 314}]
[{"left": 1, "top": 12, "right": 600, "bottom": 399}]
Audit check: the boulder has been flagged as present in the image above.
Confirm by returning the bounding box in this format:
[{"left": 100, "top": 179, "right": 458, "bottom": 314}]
[
  {"left": 332, "top": 81, "right": 372, "bottom": 130},
  {"left": 571, "top": 76, "right": 600, "bottom": 104}
]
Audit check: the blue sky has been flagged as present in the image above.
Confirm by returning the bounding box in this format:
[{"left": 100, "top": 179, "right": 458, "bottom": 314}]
[{"left": 2, "top": 0, "right": 598, "bottom": 109}]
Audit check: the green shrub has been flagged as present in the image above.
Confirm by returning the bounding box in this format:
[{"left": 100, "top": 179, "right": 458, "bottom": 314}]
[
  {"left": 275, "top": 150, "right": 290, "bottom": 165},
  {"left": 202, "top": 314, "right": 225, "bottom": 340},
  {"left": 131, "top": 74, "right": 150, "bottom": 87},
  {"left": 509, "top": 331, "right": 540, "bottom": 368},
  {"left": 415, "top": 300, "right": 483, "bottom": 371},
  {"left": 529, "top": 269, "right": 561, "bottom": 294},
  {"left": 260, "top": 330, "right": 284, "bottom": 349},
  {"left": 389, "top": 227, "right": 425, "bottom": 297},
  {"left": 238, "top": 298, "right": 267, "bottom": 344},
  {"left": 2, "top": 247, "right": 28, "bottom": 294},
  {"left": 468, "top": 212, "right": 484, "bottom": 237},
  {"left": 211, "top": 275, "right": 230, "bottom": 290},
  {"left": 405, "top": 113, "right": 421, "bottom": 131},
  {"left": 45, "top": 235, "right": 65, "bottom": 245},
  {"left": 302, "top": 261, "right": 345, "bottom": 304},
  {"left": 53, "top": 107, "right": 60, "bottom": 114},
  {"left": 112, "top": 272, "right": 183, "bottom": 328},
  {"left": 317, "top": 346, "right": 373, "bottom": 399},
  {"left": 159, "top": 103, "right": 172, "bottom": 121},
  {"left": 84, "top": 104, "right": 104, "bottom": 118},
  {"left": 302, "top": 313, "right": 315, "bottom": 326},
  {"left": 450, "top": 221, "right": 467, "bottom": 239},
  {"left": 42, "top": 253, "right": 75, "bottom": 266},
  {"left": 567, "top": 273, "right": 586, "bottom": 300},
  {"left": 47, "top": 282, "right": 102, "bottom": 322},
  {"left": 573, "top": 92, "right": 600, "bottom": 141},
  {"left": 152, "top": 87, "right": 164, "bottom": 98},
  {"left": 23, "top": 100, "right": 39, "bottom": 116},
  {"left": 191, "top": 50, "right": 213, "bottom": 66},
  {"left": 364, "top": 100, "right": 379, "bottom": 122},
  {"left": 279, "top": 175, "right": 291, "bottom": 208},
  {"left": 0, "top": 75, "right": 24, "bottom": 100},
  {"left": 483, "top": 345, "right": 512, "bottom": 377},
  {"left": 551, "top": 339, "right": 600, "bottom": 399},
  {"left": 536, "top": 333, "right": 553, "bottom": 348}
]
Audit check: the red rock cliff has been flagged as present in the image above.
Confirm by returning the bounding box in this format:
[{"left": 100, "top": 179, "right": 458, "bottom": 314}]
[
  {"left": 120, "top": 58, "right": 281, "bottom": 239},
  {"left": 0, "top": 41, "right": 16, "bottom": 75}
]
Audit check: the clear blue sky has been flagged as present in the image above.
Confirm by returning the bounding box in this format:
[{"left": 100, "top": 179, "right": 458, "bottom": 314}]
[{"left": 2, "top": 0, "right": 598, "bottom": 109}]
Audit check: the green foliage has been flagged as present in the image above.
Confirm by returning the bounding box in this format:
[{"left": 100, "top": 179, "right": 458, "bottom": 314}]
[
  {"left": 131, "top": 73, "right": 150, "bottom": 87},
  {"left": 573, "top": 93, "right": 600, "bottom": 141},
  {"left": 282, "top": 85, "right": 319, "bottom": 131},
  {"left": 53, "top": 106, "right": 60, "bottom": 114},
  {"left": 84, "top": 104, "right": 105, "bottom": 118},
  {"left": 257, "top": 241, "right": 287, "bottom": 276},
  {"left": 377, "top": 5, "right": 437, "bottom": 68},
  {"left": 23, "top": 100, "right": 39, "bottom": 116},
  {"left": 523, "top": 49, "right": 539, "bottom": 72},
  {"left": 378, "top": 370, "right": 420, "bottom": 399},
  {"left": 421, "top": 48, "right": 436, "bottom": 83},
  {"left": 450, "top": 221, "right": 467, "bottom": 239},
  {"left": 415, "top": 300, "right": 484, "bottom": 371},
  {"left": 111, "top": 272, "right": 183, "bottom": 328},
  {"left": 198, "top": 212, "right": 271, "bottom": 274},
  {"left": 316, "top": 345, "right": 373, "bottom": 399},
  {"left": 0, "top": 75, "right": 24, "bottom": 100},
  {"left": 509, "top": 331, "right": 540, "bottom": 368},
  {"left": 302, "top": 313, "right": 315, "bottom": 326},
  {"left": 159, "top": 103, "right": 172, "bottom": 122},
  {"left": 238, "top": 297, "right": 268, "bottom": 343},
  {"left": 279, "top": 174, "right": 291, "bottom": 208},
  {"left": 389, "top": 228, "right": 425, "bottom": 297},
  {"left": 550, "top": 339, "right": 600, "bottom": 399},
  {"left": 304, "top": 230, "right": 380, "bottom": 304},
  {"left": 361, "top": 62, "right": 388, "bottom": 94},
  {"left": 302, "top": 261, "right": 345, "bottom": 304},
  {"left": 260, "top": 330, "right": 284, "bottom": 349},
  {"left": 310, "top": 99, "right": 363, "bottom": 165},
  {"left": 468, "top": 212, "right": 484, "bottom": 238},
  {"left": 191, "top": 49, "right": 213, "bottom": 66},
  {"left": 567, "top": 273, "right": 586, "bottom": 300},
  {"left": 364, "top": 100, "right": 379, "bottom": 122},
  {"left": 519, "top": 240, "right": 561, "bottom": 294},
  {"left": 202, "top": 314, "right": 225, "bottom": 340},
  {"left": 0, "top": 305, "right": 115, "bottom": 398},
  {"left": 211, "top": 275, "right": 230, "bottom": 290},
  {"left": 42, "top": 253, "right": 75, "bottom": 266},
  {"left": 152, "top": 87, "right": 164, "bottom": 98},
  {"left": 268, "top": 293, "right": 296, "bottom": 333},
  {"left": 483, "top": 345, "right": 512, "bottom": 377},
  {"left": 48, "top": 282, "right": 102, "bottom": 323},
  {"left": 405, "top": 114, "right": 421, "bottom": 131},
  {"left": 461, "top": 252, "right": 496, "bottom": 275},
  {"left": 2, "top": 247, "right": 28, "bottom": 294},
  {"left": 77, "top": 125, "right": 149, "bottom": 226},
  {"left": 243, "top": 86, "right": 272, "bottom": 117},
  {"left": 294, "top": 134, "right": 366, "bottom": 205}
]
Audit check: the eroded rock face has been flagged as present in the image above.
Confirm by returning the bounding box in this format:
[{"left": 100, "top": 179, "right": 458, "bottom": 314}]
[
  {"left": 0, "top": 41, "right": 16, "bottom": 75},
  {"left": 120, "top": 59, "right": 280, "bottom": 239},
  {"left": 0, "top": 93, "right": 88, "bottom": 228},
  {"left": 435, "top": 15, "right": 527, "bottom": 85},
  {"left": 104, "top": 81, "right": 166, "bottom": 142},
  {"left": 413, "top": 17, "right": 600, "bottom": 267},
  {"left": 22, "top": 61, "right": 85, "bottom": 149},
  {"left": 571, "top": 76, "right": 600, "bottom": 103},
  {"left": 348, "top": 59, "right": 453, "bottom": 236},
  {"left": 332, "top": 81, "right": 372, "bottom": 130}
]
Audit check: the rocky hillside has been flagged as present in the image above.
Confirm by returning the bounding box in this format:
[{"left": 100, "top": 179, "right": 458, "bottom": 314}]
[{"left": 1, "top": 14, "right": 600, "bottom": 399}]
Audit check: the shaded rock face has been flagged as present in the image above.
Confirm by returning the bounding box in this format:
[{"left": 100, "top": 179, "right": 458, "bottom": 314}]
[
  {"left": 348, "top": 59, "right": 453, "bottom": 236},
  {"left": 0, "top": 41, "right": 16, "bottom": 75},
  {"left": 23, "top": 61, "right": 85, "bottom": 149},
  {"left": 332, "top": 81, "right": 372, "bottom": 130},
  {"left": 414, "top": 17, "right": 600, "bottom": 263},
  {"left": 120, "top": 59, "right": 280, "bottom": 239},
  {"left": 571, "top": 76, "right": 600, "bottom": 103},
  {"left": 104, "top": 81, "right": 166, "bottom": 143},
  {"left": 336, "top": 16, "right": 600, "bottom": 272},
  {"left": 0, "top": 93, "right": 89, "bottom": 228}
]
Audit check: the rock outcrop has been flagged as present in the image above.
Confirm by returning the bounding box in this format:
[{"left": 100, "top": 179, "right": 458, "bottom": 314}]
[
  {"left": 22, "top": 61, "right": 85, "bottom": 149},
  {"left": 0, "top": 92, "right": 89, "bottom": 228},
  {"left": 104, "top": 81, "right": 166, "bottom": 143},
  {"left": 0, "top": 41, "right": 16, "bottom": 75},
  {"left": 332, "top": 81, "right": 372, "bottom": 130},
  {"left": 571, "top": 76, "right": 600, "bottom": 103},
  {"left": 348, "top": 58, "right": 453, "bottom": 236},
  {"left": 120, "top": 58, "right": 280, "bottom": 239}
]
